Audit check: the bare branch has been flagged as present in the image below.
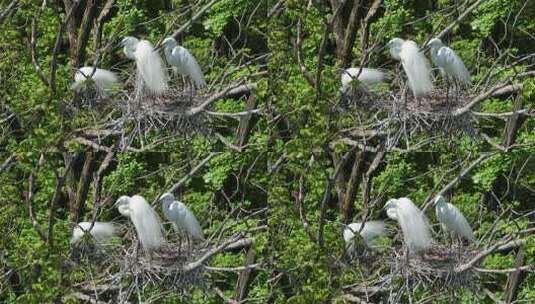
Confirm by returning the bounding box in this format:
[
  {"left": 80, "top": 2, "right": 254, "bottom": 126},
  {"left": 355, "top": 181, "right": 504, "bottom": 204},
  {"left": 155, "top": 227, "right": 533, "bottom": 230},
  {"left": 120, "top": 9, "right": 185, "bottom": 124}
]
[
  {"left": 27, "top": 171, "right": 47, "bottom": 242},
  {"left": 30, "top": 0, "right": 51, "bottom": 87},
  {"left": 423, "top": 152, "right": 495, "bottom": 211},
  {"left": 436, "top": 0, "right": 486, "bottom": 40},
  {"left": 454, "top": 238, "right": 525, "bottom": 273},
  {"left": 167, "top": 152, "right": 221, "bottom": 193},
  {"left": 186, "top": 83, "right": 255, "bottom": 116},
  {"left": 453, "top": 84, "right": 522, "bottom": 117},
  {"left": 0, "top": 154, "right": 15, "bottom": 175},
  {"left": 169, "top": 0, "right": 219, "bottom": 42},
  {"left": 0, "top": 1, "right": 19, "bottom": 26},
  {"left": 182, "top": 236, "right": 250, "bottom": 273}
]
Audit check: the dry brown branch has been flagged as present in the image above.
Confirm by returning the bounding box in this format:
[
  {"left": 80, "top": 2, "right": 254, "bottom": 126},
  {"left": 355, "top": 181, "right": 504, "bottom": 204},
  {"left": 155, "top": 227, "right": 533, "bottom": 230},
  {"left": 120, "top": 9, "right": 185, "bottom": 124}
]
[
  {"left": 72, "top": 151, "right": 94, "bottom": 223},
  {"left": 70, "top": 137, "right": 113, "bottom": 152},
  {"left": 186, "top": 83, "right": 255, "bottom": 116},
  {"left": 454, "top": 238, "right": 524, "bottom": 273},
  {"left": 46, "top": 162, "right": 72, "bottom": 248},
  {"left": 182, "top": 236, "right": 249, "bottom": 272},
  {"left": 436, "top": 0, "right": 486, "bottom": 40},
  {"left": 234, "top": 247, "right": 257, "bottom": 301},
  {"left": 167, "top": 152, "right": 221, "bottom": 194},
  {"left": 74, "top": 0, "right": 99, "bottom": 67},
  {"left": 169, "top": 0, "right": 220, "bottom": 41},
  {"left": 474, "top": 265, "right": 534, "bottom": 274},
  {"left": 64, "top": 292, "right": 107, "bottom": 304},
  {"left": 422, "top": 152, "right": 495, "bottom": 211},
  {"left": 0, "top": 154, "right": 15, "bottom": 175},
  {"left": 30, "top": 0, "right": 51, "bottom": 87},
  {"left": 360, "top": 0, "right": 381, "bottom": 51},
  {"left": 342, "top": 150, "right": 365, "bottom": 222},
  {"left": 26, "top": 171, "right": 47, "bottom": 242},
  {"left": 453, "top": 84, "right": 522, "bottom": 117},
  {"left": 318, "top": 147, "right": 356, "bottom": 246},
  {"left": 50, "top": 1, "right": 79, "bottom": 94},
  {"left": 295, "top": 18, "right": 315, "bottom": 87},
  {"left": 0, "top": 1, "right": 19, "bottom": 26}
]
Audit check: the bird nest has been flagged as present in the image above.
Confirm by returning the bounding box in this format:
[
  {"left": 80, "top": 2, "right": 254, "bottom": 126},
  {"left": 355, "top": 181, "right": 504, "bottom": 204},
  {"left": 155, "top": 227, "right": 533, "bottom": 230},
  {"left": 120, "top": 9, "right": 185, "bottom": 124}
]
[
  {"left": 343, "top": 244, "right": 480, "bottom": 302},
  {"left": 385, "top": 245, "right": 480, "bottom": 290},
  {"left": 67, "top": 231, "right": 248, "bottom": 302},
  {"left": 65, "top": 81, "right": 216, "bottom": 151},
  {"left": 339, "top": 84, "right": 478, "bottom": 147}
]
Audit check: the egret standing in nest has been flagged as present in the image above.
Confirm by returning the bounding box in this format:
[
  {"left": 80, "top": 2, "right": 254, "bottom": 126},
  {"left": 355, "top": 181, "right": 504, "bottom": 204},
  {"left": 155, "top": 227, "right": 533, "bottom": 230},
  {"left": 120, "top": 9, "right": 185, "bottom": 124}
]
[
  {"left": 115, "top": 195, "right": 165, "bottom": 253},
  {"left": 161, "top": 37, "right": 206, "bottom": 91},
  {"left": 387, "top": 38, "right": 434, "bottom": 98},
  {"left": 434, "top": 195, "right": 475, "bottom": 247},
  {"left": 121, "top": 36, "right": 168, "bottom": 95},
  {"left": 384, "top": 197, "right": 433, "bottom": 255},
  {"left": 340, "top": 67, "right": 386, "bottom": 94},
  {"left": 159, "top": 192, "right": 204, "bottom": 250},
  {"left": 70, "top": 221, "right": 118, "bottom": 246},
  {"left": 71, "top": 66, "right": 120, "bottom": 96},
  {"left": 426, "top": 38, "right": 471, "bottom": 89},
  {"left": 343, "top": 220, "right": 387, "bottom": 259}
]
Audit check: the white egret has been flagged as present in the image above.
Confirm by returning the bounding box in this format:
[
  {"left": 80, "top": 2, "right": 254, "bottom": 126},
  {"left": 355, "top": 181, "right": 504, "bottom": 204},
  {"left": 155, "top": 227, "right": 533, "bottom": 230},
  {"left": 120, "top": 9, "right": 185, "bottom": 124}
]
[
  {"left": 121, "top": 36, "right": 168, "bottom": 94},
  {"left": 426, "top": 38, "right": 471, "bottom": 87},
  {"left": 343, "top": 220, "right": 386, "bottom": 258},
  {"left": 71, "top": 66, "right": 119, "bottom": 94},
  {"left": 387, "top": 38, "right": 434, "bottom": 97},
  {"left": 434, "top": 195, "right": 475, "bottom": 243},
  {"left": 70, "top": 222, "right": 117, "bottom": 245},
  {"left": 384, "top": 197, "right": 433, "bottom": 253},
  {"left": 161, "top": 37, "right": 206, "bottom": 89},
  {"left": 340, "top": 67, "right": 385, "bottom": 93},
  {"left": 159, "top": 192, "right": 204, "bottom": 242},
  {"left": 114, "top": 195, "right": 165, "bottom": 252}
]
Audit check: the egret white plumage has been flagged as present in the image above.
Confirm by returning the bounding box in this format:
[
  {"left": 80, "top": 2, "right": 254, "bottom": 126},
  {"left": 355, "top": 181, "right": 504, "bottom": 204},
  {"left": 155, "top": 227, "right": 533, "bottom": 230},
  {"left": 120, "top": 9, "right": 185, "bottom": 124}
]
[
  {"left": 387, "top": 38, "right": 434, "bottom": 97},
  {"left": 71, "top": 66, "right": 119, "bottom": 95},
  {"left": 161, "top": 37, "right": 206, "bottom": 89},
  {"left": 434, "top": 195, "right": 475, "bottom": 242},
  {"left": 340, "top": 67, "right": 386, "bottom": 93},
  {"left": 426, "top": 38, "right": 471, "bottom": 87},
  {"left": 114, "top": 195, "right": 165, "bottom": 252},
  {"left": 121, "top": 36, "right": 168, "bottom": 94},
  {"left": 384, "top": 197, "right": 433, "bottom": 253},
  {"left": 70, "top": 221, "right": 117, "bottom": 245},
  {"left": 343, "top": 220, "right": 387, "bottom": 257},
  {"left": 159, "top": 192, "right": 204, "bottom": 242}
]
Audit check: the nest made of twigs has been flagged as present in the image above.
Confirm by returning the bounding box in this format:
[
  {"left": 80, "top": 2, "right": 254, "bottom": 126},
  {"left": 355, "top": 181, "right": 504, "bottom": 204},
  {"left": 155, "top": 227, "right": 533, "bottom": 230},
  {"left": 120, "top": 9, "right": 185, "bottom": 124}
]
[
  {"left": 385, "top": 245, "right": 480, "bottom": 291},
  {"left": 340, "top": 85, "right": 478, "bottom": 141},
  {"left": 64, "top": 81, "right": 218, "bottom": 151},
  {"left": 69, "top": 232, "right": 208, "bottom": 295}
]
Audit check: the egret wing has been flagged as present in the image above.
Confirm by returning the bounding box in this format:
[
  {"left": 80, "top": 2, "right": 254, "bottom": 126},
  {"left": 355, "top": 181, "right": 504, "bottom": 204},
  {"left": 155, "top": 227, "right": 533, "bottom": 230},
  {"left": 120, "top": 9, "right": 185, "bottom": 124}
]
[
  {"left": 447, "top": 203, "right": 475, "bottom": 242},
  {"left": 182, "top": 207, "right": 204, "bottom": 240},
  {"left": 440, "top": 47, "right": 471, "bottom": 85},
  {"left": 179, "top": 47, "right": 206, "bottom": 88}
]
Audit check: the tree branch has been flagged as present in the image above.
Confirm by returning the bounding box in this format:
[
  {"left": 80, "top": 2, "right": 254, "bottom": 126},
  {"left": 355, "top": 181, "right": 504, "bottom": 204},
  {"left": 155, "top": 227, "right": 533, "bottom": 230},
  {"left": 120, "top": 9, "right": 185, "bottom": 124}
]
[
  {"left": 167, "top": 152, "right": 221, "bottom": 193},
  {"left": 186, "top": 83, "right": 255, "bottom": 116},
  {"left": 453, "top": 84, "right": 522, "bottom": 117}
]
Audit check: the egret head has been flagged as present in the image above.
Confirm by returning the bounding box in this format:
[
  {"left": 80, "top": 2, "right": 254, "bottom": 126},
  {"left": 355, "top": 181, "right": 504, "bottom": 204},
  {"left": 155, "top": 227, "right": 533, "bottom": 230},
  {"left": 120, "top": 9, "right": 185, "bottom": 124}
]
[
  {"left": 425, "top": 38, "right": 443, "bottom": 53},
  {"left": 384, "top": 199, "right": 399, "bottom": 220},
  {"left": 121, "top": 36, "right": 138, "bottom": 47},
  {"left": 114, "top": 195, "right": 130, "bottom": 207},
  {"left": 387, "top": 38, "right": 404, "bottom": 47},
  {"left": 161, "top": 37, "right": 177, "bottom": 50},
  {"left": 434, "top": 195, "right": 446, "bottom": 206},
  {"left": 426, "top": 38, "right": 443, "bottom": 48},
  {"left": 159, "top": 192, "right": 175, "bottom": 206},
  {"left": 387, "top": 38, "right": 404, "bottom": 60}
]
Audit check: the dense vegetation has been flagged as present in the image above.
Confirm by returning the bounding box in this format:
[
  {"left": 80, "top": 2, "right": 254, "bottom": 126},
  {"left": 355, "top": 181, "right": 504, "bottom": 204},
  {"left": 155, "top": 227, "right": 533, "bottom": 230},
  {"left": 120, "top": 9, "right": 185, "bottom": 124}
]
[{"left": 1, "top": 0, "right": 533, "bottom": 303}]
